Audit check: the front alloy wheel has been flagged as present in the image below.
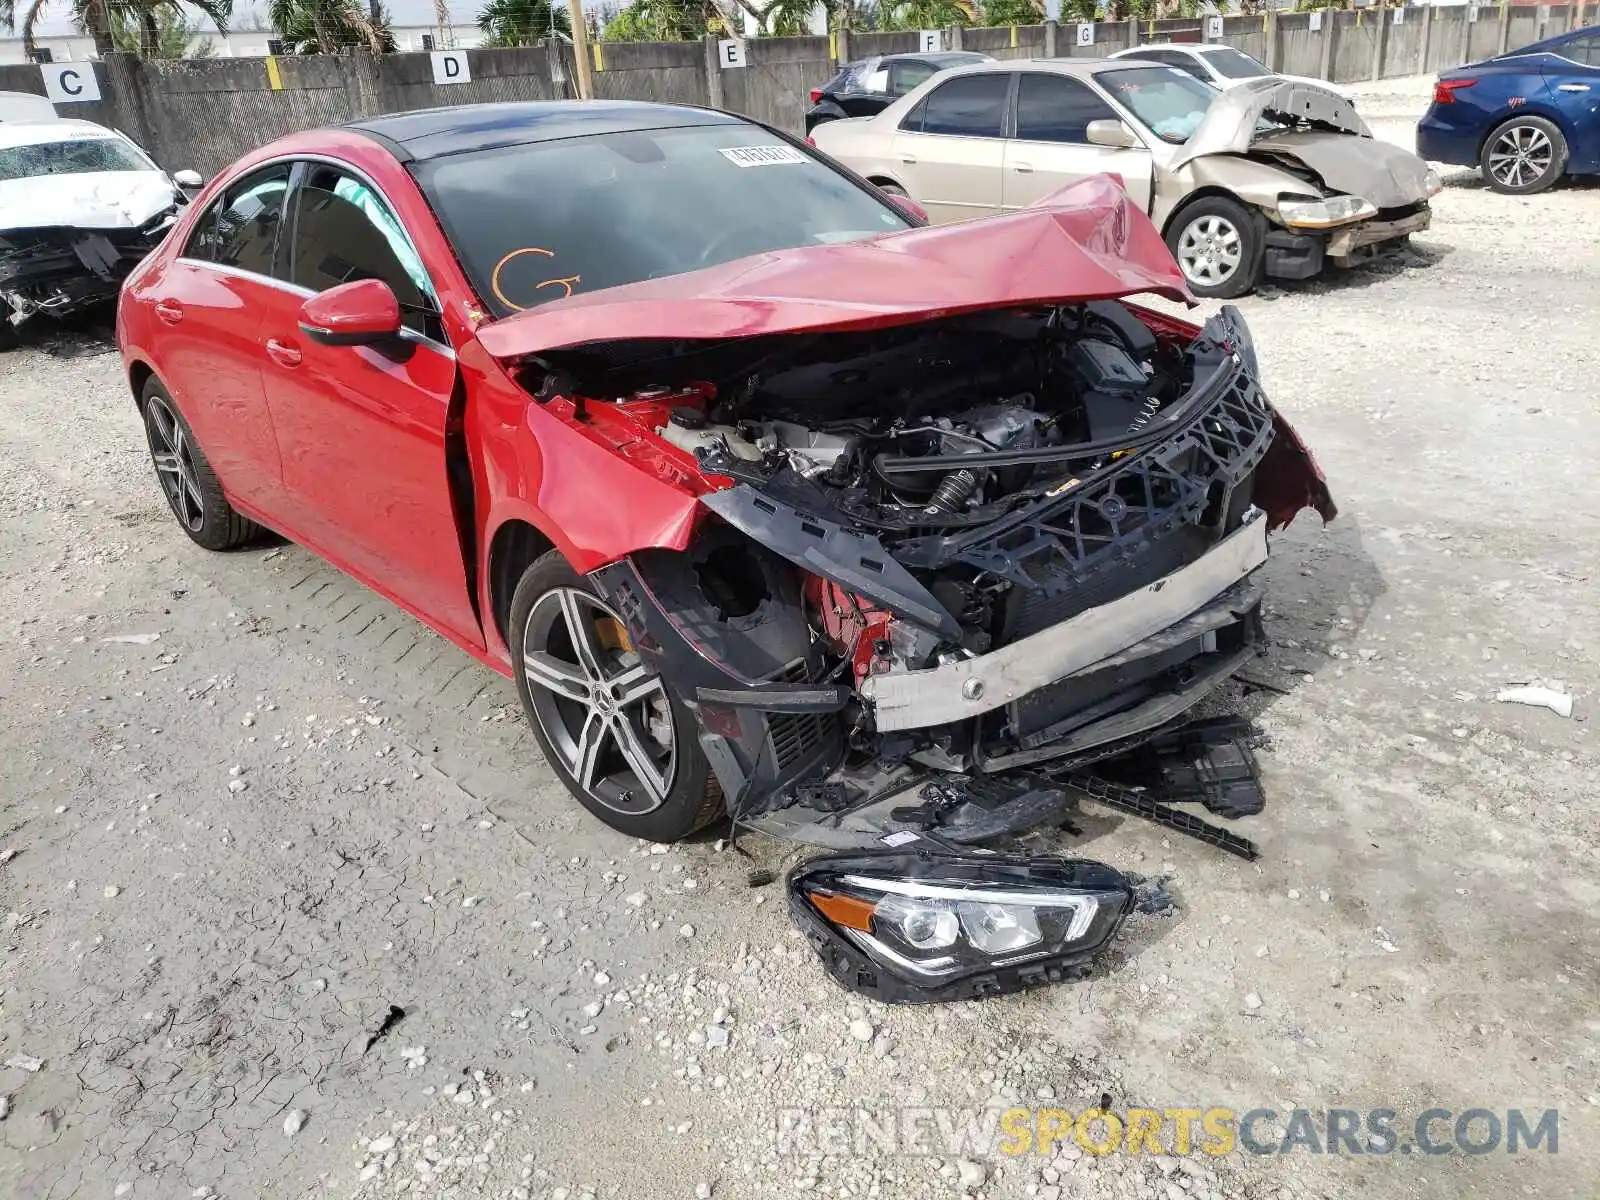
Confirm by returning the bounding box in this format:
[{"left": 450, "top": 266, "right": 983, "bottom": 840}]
[
  {"left": 509, "top": 550, "right": 724, "bottom": 842},
  {"left": 1167, "top": 196, "right": 1261, "bottom": 299},
  {"left": 522, "top": 586, "right": 676, "bottom": 816}
]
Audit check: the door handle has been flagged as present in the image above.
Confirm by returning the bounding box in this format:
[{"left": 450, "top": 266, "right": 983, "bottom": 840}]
[
  {"left": 264, "top": 337, "right": 302, "bottom": 368},
  {"left": 154, "top": 300, "right": 183, "bottom": 325},
  {"left": 1013, "top": 162, "right": 1034, "bottom": 173},
  {"left": 900, "top": 153, "right": 918, "bottom": 164},
  {"left": 1557, "top": 83, "right": 1591, "bottom": 92}
]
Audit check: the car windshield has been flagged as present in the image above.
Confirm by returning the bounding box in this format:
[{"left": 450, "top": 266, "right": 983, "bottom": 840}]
[
  {"left": 1201, "top": 47, "right": 1272, "bottom": 80},
  {"left": 1101, "top": 66, "right": 1220, "bottom": 143},
  {"left": 0, "top": 134, "right": 152, "bottom": 182},
  {"left": 417, "top": 122, "right": 910, "bottom": 317}
]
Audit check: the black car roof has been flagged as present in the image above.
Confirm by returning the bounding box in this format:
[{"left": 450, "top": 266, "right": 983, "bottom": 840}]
[{"left": 345, "top": 100, "right": 745, "bottom": 162}]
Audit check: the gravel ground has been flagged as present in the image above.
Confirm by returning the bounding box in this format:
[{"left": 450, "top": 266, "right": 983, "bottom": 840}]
[{"left": 2, "top": 80, "right": 1597, "bottom": 1200}]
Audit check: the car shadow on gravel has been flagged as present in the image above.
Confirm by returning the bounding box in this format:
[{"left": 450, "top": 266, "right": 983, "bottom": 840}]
[
  {"left": 9, "top": 307, "right": 118, "bottom": 359},
  {"left": 1038, "top": 512, "right": 1386, "bottom": 886},
  {"left": 1254, "top": 239, "right": 1452, "bottom": 300}
]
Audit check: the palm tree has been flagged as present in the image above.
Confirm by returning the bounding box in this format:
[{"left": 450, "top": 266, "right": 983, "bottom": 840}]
[
  {"left": 599, "top": 0, "right": 710, "bottom": 40},
  {"left": 879, "top": 0, "right": 974, "bottom": 29},
  {"left": 108, "top": 2, "right": 217, "bottom": 56},
  {"left": 5, "top": 0, "right": 109, "bottom": 58},
  {"left": 759, "top": 0, "right": 814, "bottom": 35},
  {"left": 979, "top": 0, "right": 1038, "bottom": 23},
  {"left": 478, "top": 0, "right": 570, "bottom": 46},
  {"left": 267, "top": 0, "right": 394, "bottom": 53},
  {"left": 107, "top": 0, "right": 233, "bottom": 59}
]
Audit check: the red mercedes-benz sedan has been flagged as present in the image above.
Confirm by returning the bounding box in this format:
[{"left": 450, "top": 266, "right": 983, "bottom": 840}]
[{"left": 120, "top": 101, "right": 1334, "bottom": 1001}]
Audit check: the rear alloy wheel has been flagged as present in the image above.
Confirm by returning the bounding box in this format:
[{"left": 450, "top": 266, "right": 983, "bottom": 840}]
[
  {"left": 140, "top": 377, "right": 260, "bottom": 550},
  {"left": 510, "top": 551, "right": 723, "bottom": 842},
  {"left": 1167, "top": 196, "right": 1260, "bottom": 299},
  {"left": 1480, "top": 116, "right": 1567, "bottom": 195}
]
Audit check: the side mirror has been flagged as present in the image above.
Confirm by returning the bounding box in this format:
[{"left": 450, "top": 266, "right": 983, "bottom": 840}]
[
  {"left": 1086, "top": 119, "right": 1139, "bottom": 149},
  {"left": 172, "top": 169, "right": 203, "bottom": 189},
  {"left": 883, "top": 190, "right": 930, "bottom": 226},
  {"left": 298, "top": 279, "right": 402, "bottom": 347}
]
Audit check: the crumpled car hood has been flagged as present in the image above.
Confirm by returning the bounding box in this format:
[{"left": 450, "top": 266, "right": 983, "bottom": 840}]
[
  {"left": 1249, "top": 131, "right": 1435, "bottom": 208},
  {"left": 1173, "top": 78, "right": 1370, "bottom": 168},
  {"left": 0, "top": 170, "right": 178, "bottom": 233},
  {"left": 475, "top": 174, "right": 1191, "bottom": 359}
]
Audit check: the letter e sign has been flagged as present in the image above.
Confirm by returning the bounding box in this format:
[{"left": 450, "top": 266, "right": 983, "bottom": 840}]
[
  {"left": 720, "top": 39, "right": 746, "bottom": 68},
  {"left": 42, "top": 63, "right": 100, "bottom": 104},
  {"left": 431, "top": 50, "right": 471, "bottom": 85}
]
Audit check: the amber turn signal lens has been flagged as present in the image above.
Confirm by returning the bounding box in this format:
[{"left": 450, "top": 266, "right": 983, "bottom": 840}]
[{"left": 805, "top": 889, "right": 876, "bottom": 932}]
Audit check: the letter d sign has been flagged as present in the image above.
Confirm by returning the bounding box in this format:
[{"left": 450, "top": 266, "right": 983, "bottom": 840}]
[
  {"left": 43, "top": 62, "right": 101, "bottom": 104},
  {"left": 431, "top": 50, "right": 472, "bottom": 85}
]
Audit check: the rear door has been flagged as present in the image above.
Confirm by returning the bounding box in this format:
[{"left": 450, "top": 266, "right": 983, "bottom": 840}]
[
  {"left": 891, "top": 73, "right": 1010, "bottom": 222},
  {"left": 256, "top": 160, "right": 479, "bottom": 645},
  {"left": 888, "top": 58, "right": 941, "bottom": 102},
  {"left": 153, "top": 163, "right": 293, "bottom": 515},
  {"left": 1002, "top": 73, "right": 1154, "bottom": 212},
  {"left": 836, "top": 59, "right": 893, "bottom": 117},
  {"left": 1543, "top": 33, "right": 1600, "bottom": 172}
]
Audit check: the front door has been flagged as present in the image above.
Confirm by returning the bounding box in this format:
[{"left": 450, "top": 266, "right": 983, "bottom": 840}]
[
  {"left": 1544, "top": 34, "right": 1600, "bottom": 173},
  {"left": 257, "top": 161, "right": 480, "bottom": 647},
  {"left": 891, "top": 73, "right": 1010, "bottom": 222},
  {"left": 1002, "top": 73, "right": 1155, "bottom": 213}
]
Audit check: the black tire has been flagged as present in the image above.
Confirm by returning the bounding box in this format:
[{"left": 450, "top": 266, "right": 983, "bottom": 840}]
[
  {"left": 1479, "top": 115, "right": 1567, "bottom": 195},
  {"left": 1165, "top": 195, "right": 1263, "bottom": 299},
  {"left": 510, "top": 550, "right": 724, "bottom": 843},
  {"left": 874, "top": 181, "right": 910, "bottom": 198},
  {"left": 140, "top": 376, "right": 260, "bottom": 551},
  {"left": 0, "top": 322, "right": 18, "bottom": 352}
]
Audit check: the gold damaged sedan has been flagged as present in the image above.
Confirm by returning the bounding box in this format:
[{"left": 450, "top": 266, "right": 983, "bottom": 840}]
[{"left": 809, "top": 57, "right": 1442, "bottom": 298}]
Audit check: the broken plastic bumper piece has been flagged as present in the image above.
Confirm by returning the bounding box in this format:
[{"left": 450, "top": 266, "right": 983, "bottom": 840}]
[
  {"left": 789, "top": 852, "right": 1134, "bottom": 1004},
  {"left": 859, "top": 508, "right": 1269, "bottom": 732}
]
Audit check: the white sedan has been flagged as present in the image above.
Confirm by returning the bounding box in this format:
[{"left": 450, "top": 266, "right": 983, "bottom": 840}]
[
  {"left": 0, "top": 119, "right": 200, "bottom": 346},
  {"left": 1107, "top": 42, "right": 1357, "bottom": 105}
]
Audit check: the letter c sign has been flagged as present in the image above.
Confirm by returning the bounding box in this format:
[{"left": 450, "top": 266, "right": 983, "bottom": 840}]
[{"left": 42, "top": 62, "right": 101, "bottom": 104}]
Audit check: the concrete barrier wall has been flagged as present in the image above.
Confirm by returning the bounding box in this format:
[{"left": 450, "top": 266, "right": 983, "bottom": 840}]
[
  {"left": 13, "top": 5, "right": 1589, "bottom": 175},
  {"left": 723, "top": 36, "right": 834, "bottom": 136},
  {"left": 590, "top": 39, "right": 707, "bottom": 109},
  {"left": 961, "top": 25, "right": 1048, "bottom": 61}
]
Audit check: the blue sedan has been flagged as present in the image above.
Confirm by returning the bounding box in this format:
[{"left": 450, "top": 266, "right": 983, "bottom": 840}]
[{"left": 1417, "top": 25, "right": 1600, "bottom": 194}]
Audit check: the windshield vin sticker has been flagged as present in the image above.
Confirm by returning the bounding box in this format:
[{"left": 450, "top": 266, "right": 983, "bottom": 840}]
[{"left": 720, "top": 145, "right": 808, "bottom": 168}]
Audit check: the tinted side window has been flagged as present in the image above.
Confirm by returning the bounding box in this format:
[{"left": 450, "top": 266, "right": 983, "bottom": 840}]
[
  {"left": 1015, "top": 74, "right": 1119, "bottom": 144},
  {"left": 891, "top": 60, "right": 938, "bottom": 96},
  {"left": 184, "top": 165, "right": 291, "bottom": 276},
  {"left": 1561, "top": 34, "right": 1600, "bottom": 65},
  {"left": 287, "top": 164, "right": 440, "bottom": 340},
  {"left": 918, "top": 75, "right": 1010, "bottom": 138}
]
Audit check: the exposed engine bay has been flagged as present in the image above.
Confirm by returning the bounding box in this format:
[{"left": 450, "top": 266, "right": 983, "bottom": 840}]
[
  {"left": 534, "top": 291, "right": 1333, "bottom": 1003},
  {"left": 0, "top": 212, "right": 176, "bottom": 344},
  {"left": 659, "top": 299, "right": 1176, "bottom": 538}
]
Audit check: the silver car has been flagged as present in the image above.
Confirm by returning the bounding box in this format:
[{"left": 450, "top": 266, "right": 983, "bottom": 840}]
[{"left": 810, "top": 58, "right": 1440, "bottom": 297}]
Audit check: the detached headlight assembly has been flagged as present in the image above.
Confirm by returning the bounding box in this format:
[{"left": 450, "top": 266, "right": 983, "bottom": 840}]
[
  {"left": 789, "top": 852, "right": 1133, "bottom": 1004},
  {"left": 1276, "top": 193, "right": 1378, "bottom": 229}
]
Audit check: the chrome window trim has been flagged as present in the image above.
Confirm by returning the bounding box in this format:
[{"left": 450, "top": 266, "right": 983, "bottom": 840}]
[{"left": 177, "top": 151, "right": 456, "bottom": 359}]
